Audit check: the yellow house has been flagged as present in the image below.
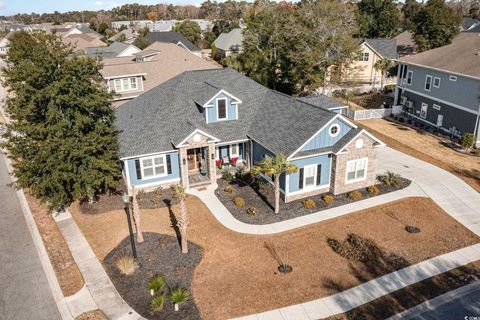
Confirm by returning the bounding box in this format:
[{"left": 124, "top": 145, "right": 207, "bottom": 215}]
[{"left": 342, "top": 38, "right": 397, "bottom": 85}]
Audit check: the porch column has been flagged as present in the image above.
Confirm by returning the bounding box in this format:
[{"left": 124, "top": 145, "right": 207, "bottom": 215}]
[
  {"left": 179, "top": 147, "right": 189, "bottom": 188},
  {"left": 243, "top": 141, "right": 251, "bottom": 170},
  {"left": 207, "top": 143, "right": 217, "bottom": 186}
]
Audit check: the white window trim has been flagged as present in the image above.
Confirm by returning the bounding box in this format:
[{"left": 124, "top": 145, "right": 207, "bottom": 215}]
[
  {"left": 400, "top": 96, "right": 407, "bottom": 105},
  {"left": 433, "top": 104, "right": 441, "bottom": 111},
  {"left": 420, "top": 103, "right": 428, "bottom": 119},
  {"left": 230, "top": 143, "right": 239, "bottom": 157},
  {"left": 303, "top": 164, "right": 317, "bottom": 189},
  {"left": 449, "top": 75, "right": 457, "bottom": 81},
  {"left": 329, "top": 124, "right": 341, "bottom": 138},
  {"left": 216, "top": 98, "right": 228, "bottom": 121},
  {"left": 359, "top": 52, "right": 369, "bottom": 62},
  {"left": 424, "top": 75, "right": 432, "bottom": 91},
  {"left": 114, "top": 77, "right": 138, "bottom": 92},
  {"left": 345, "top": 158, "right": 368, "bottom": 184},
  {"left": 215, "top": 147, "right": 219, "bottom": 160},
  {"left": 406, "top": 71, "right": 413, "bottom": 85},
  {"left": 140, "top": 154, "right": 168, "bottom": 180},
  {"left": 433, "top": 77, "right": 441, "bottom": 88}
]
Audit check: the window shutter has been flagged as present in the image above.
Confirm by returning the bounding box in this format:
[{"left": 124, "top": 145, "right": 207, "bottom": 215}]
[
  {"left": 299, "top": 168, "right": 304, "bottom": 189},
  {"left": 316, "top": 165, "right": 322, "bottom": 185},
  {"left": 135, "top": 159, "right": 142, "bottom": 180},
  {"left": 226, "top": 145, "right": 230, "bottom": 158},
  {"left": 166, "top": 154, "right": 172, "bottom": 175}
]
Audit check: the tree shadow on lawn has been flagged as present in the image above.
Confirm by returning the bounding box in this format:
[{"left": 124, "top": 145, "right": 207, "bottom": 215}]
[
  {"left": 322, "top": 234, "right": 480, "bottom": 320},
  {"left": 164, "top": 199, "right": 182, "bottom": 248}
]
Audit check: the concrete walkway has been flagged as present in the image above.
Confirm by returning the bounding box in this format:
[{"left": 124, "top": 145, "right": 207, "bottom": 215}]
[
  {"left": 386, "top": 280, "right": 480, "bottom": 320},
  {"left": 190, "top": 147, "right": 480, "bottom": 319},
  {"left": 54, "top": 210, "right": 145, "bottom": 320}
]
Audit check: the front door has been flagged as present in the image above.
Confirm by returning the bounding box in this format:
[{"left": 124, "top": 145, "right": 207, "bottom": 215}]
[{"left": 187, "top": 148, "right": 202, "bottom": 171}]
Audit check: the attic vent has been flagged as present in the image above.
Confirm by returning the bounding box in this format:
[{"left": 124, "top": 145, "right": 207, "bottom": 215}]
[{"left": 476, "top": 51, "right": 480, "bottom": 56}]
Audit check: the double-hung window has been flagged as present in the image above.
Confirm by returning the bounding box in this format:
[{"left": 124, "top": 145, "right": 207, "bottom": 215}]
[
  {"left": 141, "top": 155, "right": 167, "bottom": 178},
  {"left": 217, "top": 98, "right": 227, "bottom": 120},
  {"left": 359, "top": 52, "right": 369, "bottom": 61},
  {"left": 406, "top": 71, "right": 413, "bottom": 85},
  {"left": 230, "top": 144, "right": 239, "bottom": 157},
  {"left": 114, "top": 77, "right": 138, "bottom": 92},
  {"left": 303, "top": 165, "right": 316, "bottom": 188},
  {"left": 433, "top": 77, "right": 440, "bottom": 88},
  {"left": 420, "top": 103, "right": 428, "bottom": 119},
  {"left": 345, "top": 158, "right": 368, "bottom": 183},
  {"left": 424, "top": 75, "right": 432, "bottom": 91}
]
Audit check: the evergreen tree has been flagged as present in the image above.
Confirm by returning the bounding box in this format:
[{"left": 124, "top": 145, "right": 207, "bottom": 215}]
[
  {"left": 173, "top": 20, "right": 202, "bottom": 45},
  {"left": 402, "top": 0, "right": 421, "bottom": 31},
  {"left": 357, "top": 0, "right": 401, "bottom": 38},
  {"left": 1, "top": 31, "right": 120, "bottom": 211},
  {"left": 411, "top": 0, "right": 461, "bottom": 52}
]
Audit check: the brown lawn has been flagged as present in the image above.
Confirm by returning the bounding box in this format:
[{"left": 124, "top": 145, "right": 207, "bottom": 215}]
[
  {"left": 25, "top": 193, "right": 84, "bottom": 296},
  {"left": 69, "top": 196, "right": 479, "bottom": 319},
  {"left": 359, "top": 119, "right": 480, "bottom": 192}
]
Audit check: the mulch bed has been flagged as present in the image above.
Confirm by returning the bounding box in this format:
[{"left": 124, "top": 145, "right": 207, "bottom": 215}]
[
  {"left": 215, "top": 177, "right": 411, "bottom": 225},
  {"left": 103, "top": 232, "right": 202, "bottom": 320},
  {"left": 327, "top": 261, "right": 480, "bottom": 320}
]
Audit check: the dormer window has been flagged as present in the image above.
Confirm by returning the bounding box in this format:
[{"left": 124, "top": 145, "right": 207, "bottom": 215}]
[
  {"left": 114, "top": 77, "right": 138, "bottom": 92},
  {"left": 217, "top": 98, "right": 227, "bottom": 120}
]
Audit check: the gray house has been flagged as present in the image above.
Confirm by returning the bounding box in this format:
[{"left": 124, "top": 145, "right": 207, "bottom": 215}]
[
  {"left": 213, "top": 28, "right": 243, "bottom": 60},
  {"left": 394, "top": 33, "right": 480, "bottom": 146},
  {"left": 116, "top": 68, "right": 384, "bottom": 201}
]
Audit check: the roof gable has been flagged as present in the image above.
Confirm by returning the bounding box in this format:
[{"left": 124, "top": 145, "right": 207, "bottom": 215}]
[{"left": 203, "top": 89, "right": 242, "bottom": 107}]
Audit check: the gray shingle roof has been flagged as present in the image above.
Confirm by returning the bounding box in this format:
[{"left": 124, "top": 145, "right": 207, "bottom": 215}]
[
  {"left": 144, "top": 32, "right": 200, "bottom": 52},
  {"left": 462, "top": 17, "right": 480, "bottom": 30},
  {"left": 85, "top": 42, "right": 137, "bottom": 59},
  {"left": 332, "top": 128, "right": 363, "bottom": 153},
  {"left": 297, "top": 95, "right": 346, "bottom": 111},
  {"left": 213, "top": 28, "right": 243, "bottom": 52},
  {"left": 362, "top": 38, "right": 397, "bottom": 59},
  {"left": 115, "top": 68, "right": 339, "bottom": 158}
]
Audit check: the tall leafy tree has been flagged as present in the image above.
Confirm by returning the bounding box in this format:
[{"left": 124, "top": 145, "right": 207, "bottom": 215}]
[
  {"left": 1, "top": 31, "right": 120, "bottom": 211},
  {"left": 411, "top": 0, "right": 461, "bottom": 52},
  {"left": 357, "top": 0, "right": 401, "bottom": 38},
  {"left": 402, "top": 0, "right": 421, "bottom": 31},
  {"left": 173, "top": 20, "right": 202, "bottom": 45},
  {"left": 232, "top": 1, "right": 358, "bottom": 95}
]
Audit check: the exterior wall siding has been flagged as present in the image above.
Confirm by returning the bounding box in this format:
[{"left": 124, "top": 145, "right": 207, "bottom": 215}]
[
  {"left": 402, "top": 90, "right": 478, "bottom": 135},
  {"left": 126, "top": 151, "right": 181, "bottom": 188},
  {"left": 299, "top": 118, "right": 353, "bottom": 152},
  {"left": 288, "top": 154, "right": 331, "bottom": 193},
  {"left": 399, "top": 63, "right": 480, "bottom": 112},
  {"left": 216, "top": 143, "right": 244, "bottom": 161},
  {"left": 205, "top": 92, "right": 238, "bottom": 123}
]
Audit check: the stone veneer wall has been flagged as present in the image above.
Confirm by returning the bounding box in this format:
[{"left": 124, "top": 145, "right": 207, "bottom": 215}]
[{"left": 330, "top": 133, "right": 377, "bottom": 195}]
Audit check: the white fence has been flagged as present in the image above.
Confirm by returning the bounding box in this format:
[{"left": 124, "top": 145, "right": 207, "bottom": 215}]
[{"left": 343, "top": 105, "right": 402, "bottom": 121}]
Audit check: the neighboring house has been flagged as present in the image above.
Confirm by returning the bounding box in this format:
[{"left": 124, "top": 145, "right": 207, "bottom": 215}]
[
  {"left": 101, "top": 42, "right": 220, "bottom": 105},
  {"left": 108, "top": 28, "right": 136, "bottom": 44},
  {"left": 112, "top": 19, "right": 213, "bottom": 32},
  {"left": 394, "top": 33, "right": 480, "bottom": 146},
  {"left": 297, "top": 95, "right": 348, "bottom": 114},
  {"left": 342, "top": 38, "right": 397, "bottom": 85},
  {"left": 144, "top": 32, "right": 201, "bottom": 57},
  {"left": 0, "top": 31, "right": 13, "bottom": 53},
  {"left": 115, "top": 68, "right": 384, "bottom": 202},
  {"left": 63, "top": 33, "right": 106, "bottom": 51},
  {"left": 465, "top": 23, "right": 480, "bottom": 33},
  {"left": 213, "top": 28, "right": 243, "bottom": 60},
  {"left": 394, "top": 31, "right": 416, "bottom": 57},
  {"left": 461, "top": 17, "right": 480, "bottom": 31},
  {"left": 85, "top": 42, "right": 141, "bottom": 59}
]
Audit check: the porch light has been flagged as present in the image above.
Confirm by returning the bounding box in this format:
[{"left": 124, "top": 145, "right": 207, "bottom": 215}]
[
  {"left": 122, "top": 193, "right": 129, "bottom": 207},
  {"left": 211, "top": 153, "right": 215, "bottom": 160},
  {"left": 183, "top": 158, "right": 186, "bottom": 165}
]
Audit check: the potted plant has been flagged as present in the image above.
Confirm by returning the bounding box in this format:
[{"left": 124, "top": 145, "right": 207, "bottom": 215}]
[
  {"left": 231, "top": 157, "right": 239, "bottom": 166},
  {"left": 215, "top": 159, "right": 222, "bottom": 169}
]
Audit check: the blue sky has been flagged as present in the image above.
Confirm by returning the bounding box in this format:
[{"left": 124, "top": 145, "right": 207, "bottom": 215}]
[{"left": 0, "top": 0, "right": 207, "bottom": 16}]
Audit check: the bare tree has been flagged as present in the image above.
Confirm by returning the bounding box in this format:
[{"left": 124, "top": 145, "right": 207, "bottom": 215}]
[{"left": 173, "top": 184, "right": 189, "bottom": 253}]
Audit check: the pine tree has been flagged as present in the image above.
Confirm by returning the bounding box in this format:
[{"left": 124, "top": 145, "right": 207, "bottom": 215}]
[
  {"left": 1, "top": 31, "right": 120, "bottom": 211},
  {"left": 357, "top": 0, "right": 401, "bottom": 38}
]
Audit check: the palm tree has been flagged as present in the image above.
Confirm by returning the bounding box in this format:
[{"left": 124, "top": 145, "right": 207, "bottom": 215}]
[
  {"left": 131, "top": 186, "right": 144, "bottom": 243},
  {"left": 173, "top": 184, "right": 189, "bottom": 253},
  {"left": 374, "top": 58, "right": 395, "bottom": 90},
  {"left": 251, "top": 154, "right": 298, "bottom": 214}
]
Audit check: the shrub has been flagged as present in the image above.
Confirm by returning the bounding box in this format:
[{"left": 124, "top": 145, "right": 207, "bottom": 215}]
[
  {"left": 150, "top": 295, "right": 166, "bottom": 312},
  {"left": 246, "top": 207, "right": 258, "bottom": 216},
  {"left": 322, "top": 194, "right": 334, "bottom": 205},
  {"left": 348, "top": 191, "right": 362, "bottom": 201},
  {"left": 327, "top": 233, "right": 382, "bottom": 262},
  {"left": 474, "top": 148, "right": 480, "bottom": 156},
  {"left": 222, "top": 169, "right": 233, "bottom": 182},
  {"left": 115, "top": 255, "right": 138, "bottom": 275},
  {"left": 224, "top": 186, "right": 235, "bottom": 194},
  {"left": 378, "top": 171, "right": 404, "bottom": 188},
  {"left": 303, "top": 198, "right": 316, "bottom": 209},
  {"left": 233, "top": 197, "right": 245, "bottom": 207},
  {"left": 235, "top": 166, "right": 246, "bottom": 181},
  {"left": 367, "top": 185, "right": 380, "bottom": 195},
  {"left": 147, "top": 275, "right": 167, "bottom": 294},
  {"left": 460, "top": 133, "right": 475, "bottom": 150},
  {"left": 169, "top": 287, "right": 190, "bottom": 304}
]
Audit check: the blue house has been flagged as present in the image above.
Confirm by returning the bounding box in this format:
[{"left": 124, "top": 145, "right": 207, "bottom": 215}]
[{"left": 116, "top": 68, "right": 384, "bottom": 202}]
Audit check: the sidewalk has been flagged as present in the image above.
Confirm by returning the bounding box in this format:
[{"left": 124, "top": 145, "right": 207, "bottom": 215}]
[{"left": 54, "top": 210, "right": 145, "bottom": 320}]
